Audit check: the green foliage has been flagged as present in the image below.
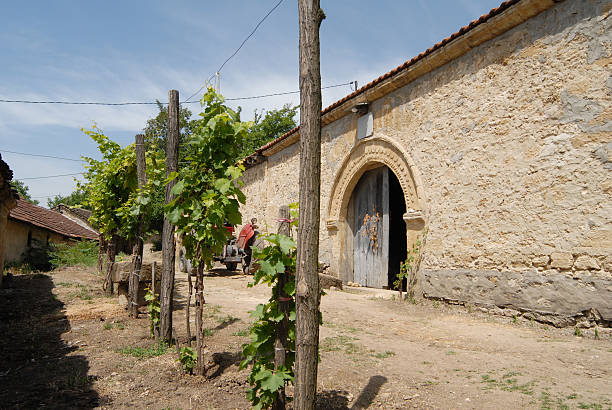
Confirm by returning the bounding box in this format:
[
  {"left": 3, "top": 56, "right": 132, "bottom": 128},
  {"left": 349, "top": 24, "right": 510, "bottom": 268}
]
[
  {"left": 238, "top": 104, "right": 298, "bottom": 158},
  {"left": 46, "top": 187, "right": 90, "bottom": 209},
  {"left": 11, "top": 180, "right": 39, "bottom": 205},
  {"left": 393, "top": 231, "right": 426, "bottom": 300},
  {"left": 143, "top": 100, "right": 196, "bottom": 157},
  {"left": 49, "top": 240, "right": 99, "bottom": 269},
  {"left": 167, "top": 88, "right": 249, "bottom": 269},
  {"left": 80, "top": 125, "right": 165, "bottom": 241},
  {"left": 177, "top": 347, "right": 197, "bottom": 374},
  {"left": 240, "top": 233, "right": 297, "bottom": 409},
  {"left": 116, "top": 341, "right": 168, "bottom": 358},
  {"left": 144, "top": 287, "right": 160, "bottom": 337},
  {"left": 19, "top": 239, "right": 52, "bottom": 272}
]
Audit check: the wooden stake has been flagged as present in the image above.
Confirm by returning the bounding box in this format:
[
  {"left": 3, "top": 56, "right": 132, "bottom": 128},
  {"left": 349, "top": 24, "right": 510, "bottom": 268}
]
[
  {"left": 186, "top": 254, "right": 193, "bottom": 347},
  {"left": 295, "top": 1, "right": 325, "bottom": 408},
  {"left": 104, "top": 236, "right": 117, "bottom": 295},
  {"left": 273, "top": 206, "right": 291, "bottom": 410},
  {"left": 128, "top": 134, "right": 147, "bottom": 318},
  {"left": 160, "top": 89, "right": 179, "bottom": 342}
]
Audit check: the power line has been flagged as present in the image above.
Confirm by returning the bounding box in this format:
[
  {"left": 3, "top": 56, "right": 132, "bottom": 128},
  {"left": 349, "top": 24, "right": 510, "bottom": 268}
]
[
  {"left": 0, "top": 99, "right": 161, "bottom": 106},
  {"left": 184, "top": 0, "right": 285, "bottom": 103},
  {"left": 1, "top": 149, "right": 83, "bottom": 162},
  {"left": 0, "top": 81, "right": 355, "bottom": 106},
  {"left": 18, "top": 172, "right": 84, "bottom": 180},
  {"left": 225, "top": 82, "right": 354, "bottom": 101}
]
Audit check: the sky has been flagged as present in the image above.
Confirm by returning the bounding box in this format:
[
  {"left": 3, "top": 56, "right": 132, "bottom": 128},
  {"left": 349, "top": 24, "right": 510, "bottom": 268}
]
[{"left": 0, "top": 0, "right": 503, "bottom": 206}]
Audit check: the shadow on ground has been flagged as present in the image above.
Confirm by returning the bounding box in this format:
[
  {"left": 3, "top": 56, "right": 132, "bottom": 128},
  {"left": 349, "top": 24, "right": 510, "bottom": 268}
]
[
  {"left": 316, "top": 375, "right": 388, "bottom": 409},
  {"left": 205, "top": 267, "right": 245, "bottom": 278},
  {"left": 207, "top": 351, "right": 242, "bottom": 379},
  {"left": 0, "top": 273, "right": 99, "bottom": 409}
]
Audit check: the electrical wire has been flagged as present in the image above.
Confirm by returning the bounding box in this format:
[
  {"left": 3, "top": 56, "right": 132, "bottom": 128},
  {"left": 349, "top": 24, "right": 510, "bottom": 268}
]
[
  {"left": 0, "top": 99, "right": 161, "bottom": 106},
  {"left": 225, "top": 81, "right": 354, "bottom": 101},
  {"left": 0, "top": 81, "right": 355, "bottom": 106},
  {"left": 19, "top": 172, "right": 84, "bottom": 180},
  {"left": 184, "top": 0, "right": 285, "bottom": 103},
  {"left": 1, "top": 149, "right": 83, "bottom": 162}
]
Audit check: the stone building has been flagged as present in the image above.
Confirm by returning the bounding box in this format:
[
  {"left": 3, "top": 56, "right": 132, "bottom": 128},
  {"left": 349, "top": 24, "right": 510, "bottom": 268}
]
[
  {"left": 0, "top": 154, "right": 18, "bottom": 287},
  {"left": 240, "top": 0, "right": 612, "bottom": 326}
]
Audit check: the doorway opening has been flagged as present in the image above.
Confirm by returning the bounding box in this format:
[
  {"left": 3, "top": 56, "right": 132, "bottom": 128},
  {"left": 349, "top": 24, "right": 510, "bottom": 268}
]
[
  {"left": 387, "top": 170, "right": 407, "bottom": 289},
  {"left": 348, "top": 165, "right": 406, "bottom": 289}
]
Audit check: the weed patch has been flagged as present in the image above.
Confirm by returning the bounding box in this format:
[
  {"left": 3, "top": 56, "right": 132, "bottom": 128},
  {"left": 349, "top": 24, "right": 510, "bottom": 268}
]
[
  {"left": 50, "top": 240, "right": 98, "bottom": 269},
  {"left": 116, "top": 342, "right": 168, "bottom": 359},
  {"left": 374, "top": 351, "right": 396, "bottom": 359}
]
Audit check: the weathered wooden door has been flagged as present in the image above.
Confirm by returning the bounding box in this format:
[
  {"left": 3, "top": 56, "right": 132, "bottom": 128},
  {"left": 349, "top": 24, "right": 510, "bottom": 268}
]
[{"left": 353, "top": 167, "right": 389, "bottom": 288}]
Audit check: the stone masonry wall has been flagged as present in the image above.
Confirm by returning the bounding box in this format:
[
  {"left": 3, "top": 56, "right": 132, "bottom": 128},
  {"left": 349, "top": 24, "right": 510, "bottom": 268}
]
[{"left": 240, "top": 0, "right": 612, "bottom": 326}]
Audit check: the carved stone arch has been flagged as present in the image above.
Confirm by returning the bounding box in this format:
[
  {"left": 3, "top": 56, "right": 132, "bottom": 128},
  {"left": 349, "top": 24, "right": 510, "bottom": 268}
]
[
  {"left": 325, "top": 134, "right": 427, "bottom": 283},
  {"left": 326, "top": 134, "right": 426, "bottom": 228}
]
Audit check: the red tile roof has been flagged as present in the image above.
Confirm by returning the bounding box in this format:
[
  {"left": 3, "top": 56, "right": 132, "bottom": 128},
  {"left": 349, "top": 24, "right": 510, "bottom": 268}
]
[
  {"left": 9, "top": 198, "right": 98, "bottom": 241},
  {"left": 248, "top": 0, "right": 522, "bottom": 158}
]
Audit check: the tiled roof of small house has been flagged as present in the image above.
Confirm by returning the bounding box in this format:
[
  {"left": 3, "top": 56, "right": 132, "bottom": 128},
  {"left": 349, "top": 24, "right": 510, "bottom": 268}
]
[
  {"left": 68, "top": 206, "right": 92, "bottom": 221},
  {"left": 244, "top": 0, "right": 544, "bottom": 163},
  {"left": 9, "top": 198, "right": 98, "bottom": 240},
  {"left": 53, "top": 203, "right": 93, "bottom": 222}
]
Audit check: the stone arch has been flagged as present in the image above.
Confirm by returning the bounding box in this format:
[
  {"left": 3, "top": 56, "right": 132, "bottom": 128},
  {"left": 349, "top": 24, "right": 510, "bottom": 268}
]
[
  {"left": 325, "top": 134, "right": 427, "bottom": 283},
  {"left": 326, "top": 134, "right": 426, "bottom": 228}
]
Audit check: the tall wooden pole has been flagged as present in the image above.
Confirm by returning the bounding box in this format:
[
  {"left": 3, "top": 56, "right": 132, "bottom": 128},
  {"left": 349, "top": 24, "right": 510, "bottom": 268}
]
[
  {"left": 273, "top": 205, "right": 291, "bottom": 410},
  {"left": 128, "top": 134, "right": 147, "bottom": 318},
  {"left": 160, "top": 89, "right": 179, "bottom": 342},
  {"left": 296, "top": 1, "right": 325, "bottom": 408}
]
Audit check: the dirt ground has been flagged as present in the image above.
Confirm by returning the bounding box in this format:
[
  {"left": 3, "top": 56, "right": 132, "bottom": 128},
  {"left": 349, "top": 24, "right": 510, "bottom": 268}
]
[{"left": 1, "top": 251, "right": 610, "bottom": 409}]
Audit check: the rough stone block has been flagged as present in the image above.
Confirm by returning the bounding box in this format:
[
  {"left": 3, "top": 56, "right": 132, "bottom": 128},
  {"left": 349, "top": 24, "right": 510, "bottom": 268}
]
[
  {"left": 532, "top": 255, "right": 550, "bottom": 267},
  {"left": 550, "top": 252, "right": 574, "bottom": 270},
  {"left": 319, "top": 273, "right": 343, "bottom": 290},
  {"left": 421, "top": 268, "right": 612, "bottom": 325},
  {"left": 573, "top": 255, "right": 600, "bottom": 270}
]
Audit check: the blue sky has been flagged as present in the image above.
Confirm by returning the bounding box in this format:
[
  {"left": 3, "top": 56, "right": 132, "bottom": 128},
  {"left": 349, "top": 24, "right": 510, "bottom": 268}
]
[{"left": 0, "top": 0, "right": 502, "bottom": 205}]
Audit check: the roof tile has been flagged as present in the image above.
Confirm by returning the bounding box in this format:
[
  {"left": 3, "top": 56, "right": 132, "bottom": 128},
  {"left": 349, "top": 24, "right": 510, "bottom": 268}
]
[{"left": 9, "top": 198, "right": 98, "bottom": 241}]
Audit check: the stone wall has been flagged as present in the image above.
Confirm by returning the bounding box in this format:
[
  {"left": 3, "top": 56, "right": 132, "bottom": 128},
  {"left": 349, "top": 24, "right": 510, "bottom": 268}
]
[{"left": 240, "top": 0, "right": 612, "bottom": 325}]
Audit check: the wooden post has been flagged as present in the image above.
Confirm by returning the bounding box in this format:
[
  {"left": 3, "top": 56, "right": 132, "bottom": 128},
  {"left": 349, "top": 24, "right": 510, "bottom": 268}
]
[
  {"left": 152, "top": 261, "right": 156, "bottom": 296},
  {"left": 160, "top": 89, "right": 179, "bottom": 342},
  {"left": 128, "top": 134, "right": 147, "bottom": 318},
  {"left": 104, "top": 236, "right": 117, "bottom": 295},
  {"left": 186, "top": 248, "right": 193, "bottom": 347},
  {"left": 296, "top": 1, "right": 325, "bottom": 408},
  {"left": 273, "top": 205, "right": 291, "bottom": 410}
]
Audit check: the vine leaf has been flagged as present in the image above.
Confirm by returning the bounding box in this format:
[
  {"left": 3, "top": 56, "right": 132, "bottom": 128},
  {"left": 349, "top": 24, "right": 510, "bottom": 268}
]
[
  {"left": 170, "top": 180, "right": 184, "bottom": 195},
  {"left": 277, "top": 236, "right": 296, "bottom": 254},
  {"left": 260, "top": 373, "right": 285, "bottom": 392}
]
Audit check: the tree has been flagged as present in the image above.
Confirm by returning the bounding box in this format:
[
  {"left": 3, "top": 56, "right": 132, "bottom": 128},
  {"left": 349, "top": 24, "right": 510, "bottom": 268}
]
[
  {"left": 46, "top": 187, "right": 90, "bottom": 209},
  {"left": 166, "top": 87, "right": 248, "bottom": 375},
  {"left": 239, "top": 104, "right": 298, "bottom": 158},
  {"left": 143, "top": 100, "right": 195, "bottom": 157},
  {"left": 11, "top": 180, "right": 39, "bottom": 205},
  {"left": 295, "top": 0, "right": 325, "bottom": 408},
  {"left": 80, "top": 126, "right": 164, "bottom": 294}
]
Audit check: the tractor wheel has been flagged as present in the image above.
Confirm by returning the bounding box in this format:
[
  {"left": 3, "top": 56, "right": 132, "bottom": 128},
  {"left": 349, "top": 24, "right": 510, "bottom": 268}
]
[{"left": 225, "top": 262, "right": 238, "bottom": 271}]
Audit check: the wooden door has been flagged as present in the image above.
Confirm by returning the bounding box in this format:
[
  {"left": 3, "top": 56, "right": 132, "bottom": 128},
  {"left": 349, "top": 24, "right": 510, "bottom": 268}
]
[{"left": 353, "top": 167, "right": 389, "bottom": 288}]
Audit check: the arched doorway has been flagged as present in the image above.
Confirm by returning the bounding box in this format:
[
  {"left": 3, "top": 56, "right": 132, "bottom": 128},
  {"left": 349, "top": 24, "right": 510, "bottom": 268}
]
[
  {"left": 348, "top": 165, "right": 407, "bottom": 288},
  {"left": 326, "top": 135, "right": 426, "bottom": 289}
]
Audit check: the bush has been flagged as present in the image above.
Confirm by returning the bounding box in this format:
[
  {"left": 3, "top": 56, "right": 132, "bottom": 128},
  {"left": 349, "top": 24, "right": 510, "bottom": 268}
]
[
  {"left": 49, "top": 240, "right": 99, "bottom": 269},
  {"left": 20, "top": 239, "right": 53, "bottom": 272}
]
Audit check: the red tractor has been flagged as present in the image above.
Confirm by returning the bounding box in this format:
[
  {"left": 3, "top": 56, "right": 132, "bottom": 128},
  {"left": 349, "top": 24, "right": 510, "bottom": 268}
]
[{"left": 213, "top": 223, "right": 242, "bottom": 271}]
